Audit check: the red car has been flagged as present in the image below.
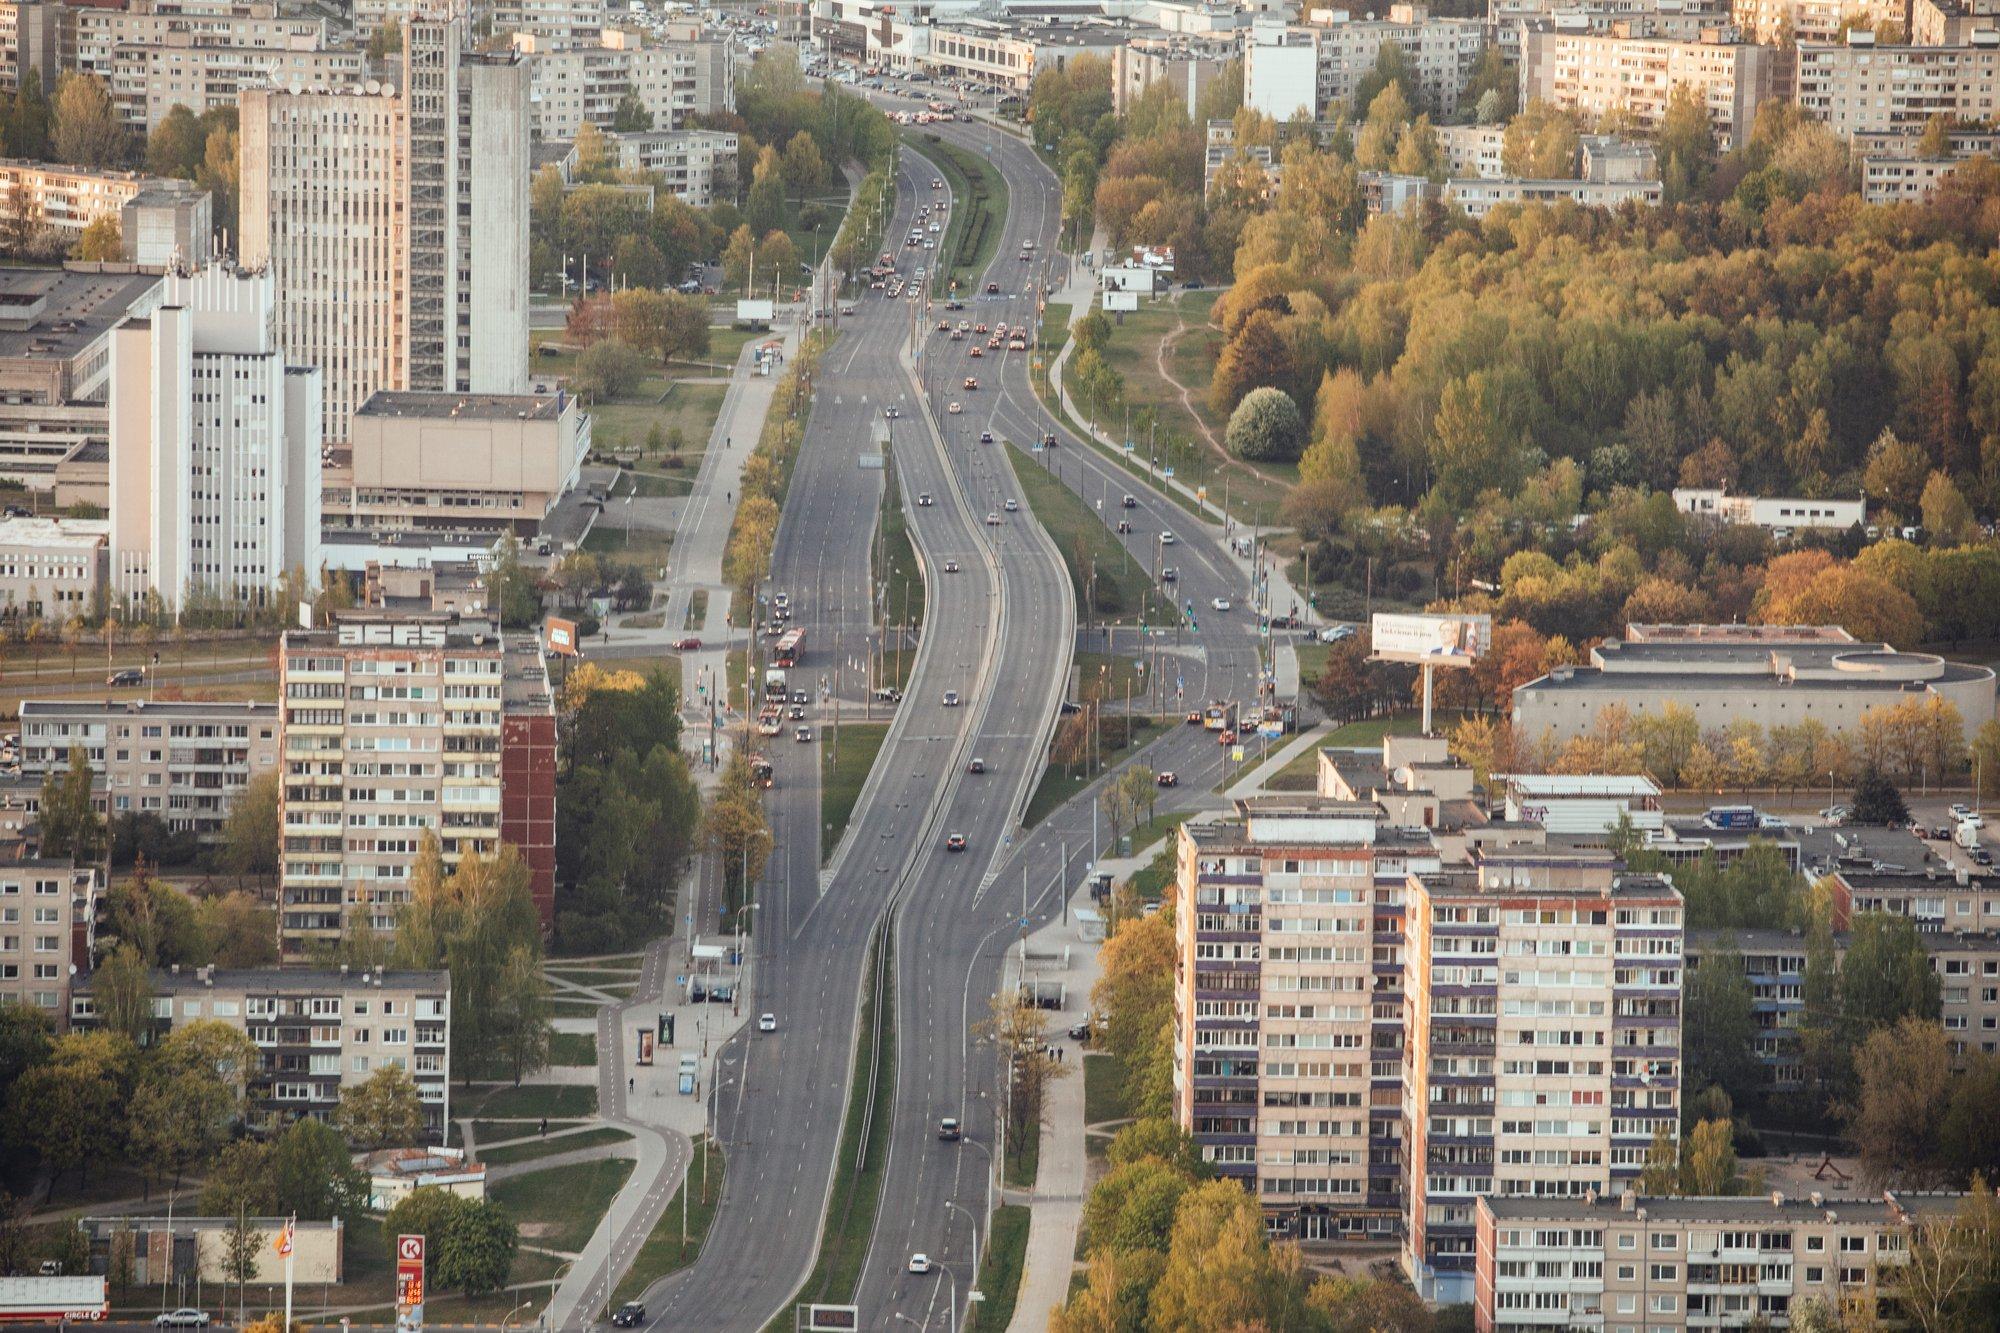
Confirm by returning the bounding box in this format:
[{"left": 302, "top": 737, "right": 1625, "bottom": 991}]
[{"left": 673, "top": 636, "right": 702, "bottom": 650}]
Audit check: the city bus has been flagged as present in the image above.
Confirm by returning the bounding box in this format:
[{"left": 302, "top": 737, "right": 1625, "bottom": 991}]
[
  {"left": 772, "top": 627, "right": 806, "bottom": 668},
  {"left": 750, "top": 756, "right": 774, "bottom": 789}
]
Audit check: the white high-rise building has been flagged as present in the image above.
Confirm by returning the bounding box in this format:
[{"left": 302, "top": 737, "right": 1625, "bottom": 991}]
[
  {"left": 106, "top": 265, "right": 323, "bottom": 612},
  {"left": 239, "top": 7, "right": 529, "bottom": 443}
]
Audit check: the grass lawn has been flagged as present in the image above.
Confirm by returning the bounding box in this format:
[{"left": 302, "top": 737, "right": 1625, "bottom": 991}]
[
  {"left": 1266, "top": 742, "right": 1326, "bottom": 792},
  {"left": 479, "top": 1126, "right": 632, "bottom": 1166},
  {"left": 665, "top": 324, "right": 758, "bottom": 376},
  {"left": 1124, "top": 808, "right": 1193, "bottom": 858},
  {"left": 592, "top": 382, "right": 729, "bottom": 460},
  {"left": 1004, "top": 1104, "right": 1039, "bottom": 1188},
  {"left": 491, "top": 1157, "right": 636, "bottom": 1254},
  {"left": 686, "top": 589, "right": 709, "bottom": 630},
  {"left": 551, "top": 998, "right": 609, "bottom": 1019},
  {"left": 613, "top": 1136, "right": 725, "bottom": 1304},
  {"left": 545, "top": 967, "right": 643, "bottom": 985},
  {"left": 1083, "top": 1051, "right": 1129, "bottom": 1127},
  {"left": 472, "top": 1119, "right": 581, "bottom": 1143},
  {"left": 1006, "top": 444, "right": 1155, "bottom": 625},
  {"left": 1073, "top": 650, "right": 1148, "bottom": 698},
  {"left": 583, "top": 523, "right": 671, "bottom": 565},
  {"left": 1128, "top": 841, "right": 1176, "bottom": 901},
  {"left": 1022, "top": 719, "right": 1162, "bottom": 829},
  {"left": 466, "top": 1083, "right": 599, "bottom": 1119},
  {"left": 549, "top": 1031, "right": 598, "bottom": 1066},
  {"left": 1293, "top": 641, "right": 1330, "bottom": 683},
  {"left": 821, "top": 722, "right": 888, "bottom": 862},
  {"left": 625, "top": 469, "right": 693, "bottom": 498},
  {"left": 968, "top": 1205, "right": 1031, "bottom": 1331}
]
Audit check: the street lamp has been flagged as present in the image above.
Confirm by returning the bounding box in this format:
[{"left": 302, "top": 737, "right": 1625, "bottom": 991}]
[{"left": 943, "top": 1199, "right": 982, "bottom": 1295}]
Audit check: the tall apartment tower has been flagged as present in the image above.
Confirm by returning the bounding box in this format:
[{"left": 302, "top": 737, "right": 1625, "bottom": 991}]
[
  {"left": 1402, "top": 849, "right": 1685, "bottom": 1304},
  {"left": 276, "top": 611, "right": 556, "bottom": 957},
  {"left": 106, "top": 264, "right": 323, "bottom": 612},
  {"left": 239, "top": 5, "right": 528, "bottom": 442},
  {"left": 1172, "top": 796, "right": 1442, "bottom": 1243}
]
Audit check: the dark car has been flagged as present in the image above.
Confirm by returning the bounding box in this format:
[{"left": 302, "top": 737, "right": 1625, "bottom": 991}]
[
  {"left": 946, "top": 833, "right": 967, "bottom": 852},
  {"left": 1121, "top": 494, "right": 1138, "bottom": 509},
  {"left": 611, "top": 1303, "right": 646, "bottom": 1327},
  {"left": 985, "top": 281, "right": 1000, "bottom": 293},
  {"left": 1067, "top": 1022, "right": 1092, "bottom": 1042},
  {"left": 108, "top": 667, "right": 145, "bottom": 687}
]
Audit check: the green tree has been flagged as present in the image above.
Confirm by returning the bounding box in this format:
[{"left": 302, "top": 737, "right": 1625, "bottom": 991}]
[
  {"left": 1657, "top": 82, "right": 1716, "bottom": 202},
  {"left": 365, "top": 20, "right": 402, "bottom": 60},
  {"left": 129, "top": 1021, "right": 252, "bottom": 1191},
  {"left": 1921, "top": 469, "right": 1977, "bottom": 545},
  {"left": 1844, "top": 911, "right": 1942, "bottom": 1029},
  {"left": 611, "top": 91, "right": 651, "bottom": 132},
  {"left": 1852, "top": 767, "right": 1911, "bottom": 826},
  {"left": 3, "top": 1030, "right": 136, "bottom": 1191},
  {"left": 1501, "top": 99, "right": 1580, "bottom": 178},
  {"left": 1147, "top": 1180, "right": 1300, "bottom": 1330},
  {"left": 335, "top": 1064, "right": 425, "bottom": 1150},
  {"left": 1224, "top": 386, "right": 1306, "bottom": 462},
  {"left": 780, "top": 130, "right": 827, "bottom": 194},
  {"left": 486, "top": 536, "right": 543, "bottom": 629},
  {"left": 145, "top": 105, "right": 205, "bottom": 179},
  {"left": 70, "top": 214, "right": 119, "bottom": 261},
  {"left": 1849, "top": 1016, "right": 1954, "bottom": 1186},
  {"left": 8, "top": 69, "right": 49, "bottom": 160},
  {"left": 0, "top": 1007, "right": 52, "bottom": 1107},
  {"left": 432, "top": 1199, "right": 518, "bottom": 1296},
  {"left": 92, "top": 944, "right": 154, "bottom": 1043},
  {"left": 196, "top": 124, "right": 238, "bottom": 236},
  {"left": 493, "top": 942, "right": 552, "bottom": 1085},
  {"left": 50, "top": 73, "right": 127, "bottom": 168},
  {"left": 268, "top": 1118, "right": 369, "bottom": 1219},
  {"left": 38, "top": 745, "right": 102, "bottom": 860},
  {"left": 1679, "top": 1117, "right": 1740, "bottom": 1195},
  {"left": 220, "top": 1207, "right": 260, "bottom": 1326},
  {"left": 1640, "top": 1124, "right": 1680, "bottom": 1195},
  {"left": 572, "top": 340, "right": 648, "bottom": 400},
  {"left": 1684, "top": 944, "right": 1759, "bottom": 1105},
  {"left": 218, "top": 772, "right": 280, "bottom": 878}
]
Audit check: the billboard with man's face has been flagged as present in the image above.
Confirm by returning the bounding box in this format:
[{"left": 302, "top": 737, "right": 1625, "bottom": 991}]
[{"left": 1370, "top": 612, "right": 1492, "bottom": 664}]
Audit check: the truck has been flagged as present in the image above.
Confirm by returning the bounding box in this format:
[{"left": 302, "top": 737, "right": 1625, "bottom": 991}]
[
  {"left": 764, "top": 667, "right": 788, "bottom": 700},
  {"left": 0, "top": 1276, "right": 109, "bottom": 1323},
  {"left": 1957, "top": 813, "right": 1985, "bottom": 849},
  {"left": 1701, "top": 805, "right": 1759, "bottom": 830}
]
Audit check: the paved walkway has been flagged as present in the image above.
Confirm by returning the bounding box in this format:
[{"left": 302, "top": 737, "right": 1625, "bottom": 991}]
[{"left": 1224, "top": 720, "right": 1334, "bottom": 799}]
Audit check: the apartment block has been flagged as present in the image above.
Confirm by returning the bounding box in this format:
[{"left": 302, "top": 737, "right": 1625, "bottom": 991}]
[
  {"left": 1913, "top": 0, "right": 2000, "bottom": 45},
  {"left": 1733, "top": 0, "right": 1904, "bottom": 44},
  {"left": 0, "top": 857, "right": 98, "bottom": 1025},
  {"left": 0, "top": 515, "right": 105, "bottom": 621},
  {"left": 0, "top": 266, "right": 165, "bottom": 493},
  {"left": 72, "top": 964, "right": 453, "bottom": 1135},
  {"left": 599, "top": 128, "right": 739, "bottom": 208},
  {"left": 1794, "top": 33, "right": 2000, "bottom": 136},
  {"left": 1245, "top": 7, "right": 1486, "bottom": 120},
  {"left": 1519, "top": 28, "right": 1776, "bottom": 148},
  {"left": 18, "top": 699, "right": 279, "bottom": 837},
  {"left": 239, "top": 18, "right": 530, "bottom": 443},
  {"left": 1444, "top": 175, "right": 1662, "bottom": 216},
  {"left": 0, "top": 1, "right": 62, "bottom": 96},
  {"left": 277, "top": 611, "right": 557, "bottom": 956},
  {"left": 521, "top": 31, "right": 734, "bottom": 140},
  {"left": 0, "top": 160, "right": 208, "bottom": 249},
  {"left": 108, "top": 43, "right": 364, "bottom": 132},
  {"left": 1437, "top": 123, "right": 1507, "bottom": 179},
  {"left": 326, "top": 391, "right": 588, "bottom": 539},
  {"left": 487, "top": 0, "right": 607, "bottom": 47},
  {"left": 1403, "top": 850, "right": 1684, "bottom": 1303},
  {"left": 107, "top": 264, "right": 322, "bottom": 612},
  {"left": 1172, "top": 797, "right": 1442, "bottom": 1242},
  {"left": 1110, "top": 36, "right": 1235, "bottom": 116},
  {"left": 1474, "top": 1189, "right": 1962, "bottom": 1331}
]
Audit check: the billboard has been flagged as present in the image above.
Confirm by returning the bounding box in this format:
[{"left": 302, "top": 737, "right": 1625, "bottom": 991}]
[
  {"left": 1102, "top": 289, "right": 1139, "bottom": 313},
  {"left": 1370, "top": 612, "right": 1491, "bottom": 665},
  {"left": 395, "top": 1233, "right": 425, "bottom": 1333},
  {"left": 545, "top": 617, "right": 579, "bottom": 657}
]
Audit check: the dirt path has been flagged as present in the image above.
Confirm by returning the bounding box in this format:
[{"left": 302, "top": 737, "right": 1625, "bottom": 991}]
[{"left": 1153, "top": 302, "right": 1291, "bottom": 490}]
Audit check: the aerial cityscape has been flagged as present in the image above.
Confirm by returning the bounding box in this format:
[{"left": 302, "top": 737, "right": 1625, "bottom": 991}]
[{"left": 2, "top": 0, "right": 2000, "bottom": 1328}]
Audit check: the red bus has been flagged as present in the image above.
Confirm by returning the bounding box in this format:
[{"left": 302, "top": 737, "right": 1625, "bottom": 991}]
[{"left": 772, "top": 628, "right": 805, "bottom": 668}]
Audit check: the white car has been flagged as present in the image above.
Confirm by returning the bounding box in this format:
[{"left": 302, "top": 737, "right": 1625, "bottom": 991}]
[
  {"left": 948, "top": 401, "right": 963, "bottom": 414},
  {"left": 758, "top": 1013, "right": 777, "bottom": 1033},
  {"left": 1212, "top": 597, "right": 1232, "bottom": 612},
  {"left": 1317, "top": 624, "right": 1356, "bottom": 643},
  {"left": 156, "top": 1313, "right": 211, "bottom": 1328},
  {"left": 1160, "top": 531, "right": 1177, "bottom": 545},
  {"left": 908, "top": 1253, "right": 932, "bottom": 1275},
  {"left": 1004, "top": 498, "right": 1019, "bottom": 512},
  {"left": 985, "top": 512, "right": 1000, "bottom": 525}
]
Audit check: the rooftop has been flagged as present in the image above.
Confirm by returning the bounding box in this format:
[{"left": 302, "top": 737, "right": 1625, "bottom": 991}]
[
  {"left": 1480, "top": 1191, "right": 1963, "bottom": 1227},
  {"left": 356, "top": 391, "right": 564, "bottom": 422},
  {"left": 74, "top": 965, "right": 450, "bottom": 994},
  {"left": 20, "top": 698, "right": 277, "bottom": 721},
  {"left": 0, "top": 516, "right": 110, "bottom": 549},
  {"left": 0, "top": 266, "right": 161, "bottom": 363},
  {"left": 1690, "top": 925, "right": 2000, "bottom": 955}
]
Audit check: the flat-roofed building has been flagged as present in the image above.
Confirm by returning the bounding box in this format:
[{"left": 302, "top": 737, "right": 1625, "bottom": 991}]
[
  {"left": 72, "top": 964, "right": 453, "bottom": 1135},
  {"left": 0, "top": 161, "right": 207, "bottom": 250},
  {"left": 68, "top": 0, "right": 340, "bottom": 128},
  {"left": 520, "top": 31, "right": 734, "bottom": 139},
  {"left": 0, "top": 857, "right": 98, "bottom": 1026},
  {"left": 1671, "top": 486, "right": 1865, "bottom": 532},
  {"left": 18, "top": 698, "right": 280, "bottom": 838},
  {"left": 1403, "top": 850, "right": 1684, "bottom": 1303},
  {"left": 1734, "top": 0, "right": 1904, "bottom": 43},
  {"left": 327, "top": 390, "right": 588, "bottom": 539},
  {"left": 1794, "top": 34, "right": 2000, "bottom": 137},
  {"left": 79, "top": 1215, "right": 344, "bottom": 1286},
  {"left": 1473, "top": 1189, "right": 1962, "bottom": 1332},
  {"left": 1173, "top": 797, "right": 1441, "bottom": 1241},
  {"left": 1912, "top": 0, "right": 2000, "bottom": 46},
  {"left": 0, "top": 515, "right": 106, "bottom": 622},
  {"left": 1110, "top": 35, "right": 1235, "bottom": 115},
  {"left": 598, "top": 128, "right": 738, "bottom": 207},
  {"left": 1502, "top": 774, "right": 1665, "bottom": 835},
  {"left": 1519, "top": 28, "right": 1775, "bottom": 148},
  {"left": 1514, "top": 624, "right": 1998, "bottom": 749}
]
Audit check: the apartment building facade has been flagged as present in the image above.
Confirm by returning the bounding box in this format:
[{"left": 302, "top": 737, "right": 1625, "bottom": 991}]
[
  {"left": 67, "top": 0, "right": 352, "bottom": 129},
  {"left": 521, "top": 32, "right": 734, "bottom": 140},
  {"left": 18, "top": 699, "right": 279, "bottom": 837},
  {"left": 106, "top": 264, "right": 322, "bottom": 613},
  {"left": 72, "top": 964, "right": 453, "bottom": 1135},
  {"left": 488, "top": 0, "right": 607, "bottom": 47},
  {"left": 1173, "top": 797, "right": 1442, "bottom": 1242},
  {"left": 239, "top": 19, "right": 530, "bottom": 443},
  {"left": 0, "top": 159, "right": 203, "bottom": 241},
  {"left": 277, "top": 612, "right": 556, "bottom": 956},
  {"left": 1794, "top": 34, "right": 2000, "bottom": 136},
  {"left": 1474, "top": 1190, "right": 1959, "bottom": 1331},
  {"left": 1403, "top": 851, "right": 1685, "bottom": 1303},
  {"left": 601, "top": 128, "right": 738, "bottom": 208},
  {"left": 0, "top": 857, "right": 98, "bottom": 1025},
  {"left": 1245, "top": 7, "right": 1485, "bottom": 120},
  {"left": 1732, "top": 0, "right": 1904, "bottom": 44},
  {"left": 0, "top": 515, "right": 105, "bottom": 621},
  {"left": 1519, "top": 29, "right": 1775, "bottom": 147}
]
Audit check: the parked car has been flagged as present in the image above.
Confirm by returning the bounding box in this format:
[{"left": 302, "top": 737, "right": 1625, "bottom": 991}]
[{"left": 107, "top": 668, "right": 145, "bottom": 686}]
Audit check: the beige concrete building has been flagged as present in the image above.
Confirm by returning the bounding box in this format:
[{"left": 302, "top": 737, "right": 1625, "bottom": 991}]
[
  {"left": 1110, "top": 35, "right": 1235, "bottom": 116},
  {"left": 239, "top": 18, "right": 530, "bottom": 442},
  {"left": 1913, "top": 0, "right": 2000, "bottom": 45},
  {"left": 1519, "top": 28, "right": 1776, "bottom": 147},
  {"left": 1245, "top": 6, "right": 1486, "bottom": 121},
  {"left": 106, "top": 264, "right": 322, "bottom": 612},
  {"left": 487, "top": 0, "right": 607, "bottom": 47},
  {"left": 1172, "top": 797, "right": 1443, "bottom": 1241},
  {"left": 599, "top": 127, "right": 739, "bottom": 207},
  {"left": 81, "top": 1215, "right": 344, "bottom": 1286},
  {"left": 1733, "top": 0, "right": 1904, "bottom": 44},
  {"left": 520, "top": 30, "right": 734, "bottom": 140},
  {"left": 0, "top": 0, "right": 62, "bottom": 96},
  {"left": 0, "top": 161, "right": 206, "bottom": 248},
  {"left": 72, "top": 964, "right": 453, "bottom": 1134},
  {"left": 1795, "top": 33, "right": 2000, "bottom": 136},
  {"left": 0, "top": 516, "right": 106, "bottom": 622},
  {"left": 1474, "top": 1189, "right": 1961, "bottom": 1332},
  {"left": 277, "top": 611, "right": 557, "bottom": 955},
  {"left": 1403, "top": 850, "right": 1684, "bottom": 1304},
  {"left": 0, "top": 267, "right": 164, "bottom": 493},
  {"left": 0, "top": 857, "right": 98, "bottom": 1025},
  {"left": 327, "top": 391, "right": 589, "bottom": 538},
  {"left": 18, "top": 699, "right": 280, "bottom": 838},
  {"left": 1514, "top": 624, "right": 1999, "bottom": 749}
]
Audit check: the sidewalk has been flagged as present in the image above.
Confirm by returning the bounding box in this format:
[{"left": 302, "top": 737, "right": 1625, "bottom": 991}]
[{"left": 1224, "top": 720, "right": 1333, "bottom": 799}]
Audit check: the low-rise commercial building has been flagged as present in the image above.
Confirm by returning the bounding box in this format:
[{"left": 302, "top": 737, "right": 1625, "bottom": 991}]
[
  {"left": 72, "top": 964, "right": 453, "bottom": 1135},
  {"left": 80, "top": 1216, "right": 344, "bottom": 1286},
  {"left": 18, "top": 699, "right": 280, "bottom": 838},
  {"left": 326, "top": 391, "right": 588, "bottom": 539},
  {"left": 1514, "top": 624, "right": 1998, "bottom": 749},
  {"left": 1473, "top": 1190, "right": 1960, "bottom": 1332},
  {"left": 1502, "top": 774, "right": 1665, "bottom": 835},
  {"left": 1795, "top": 33, "right": 2000, "bottom": 137},
  {"left": 364, "top": 1146, "right": 487, "bottom": 1209},
  {"left": 1403, "top": 850, "right": 1684, "bottom": 1303},
  {"left": 0, "top": 857, "right": 98, "bottom": 1025},
  {"left": 0, "top": 515, "right": 106, "bottom": 622},
  {"left": 1671, "top": 487, "right": 1865, "bottom": 532}
]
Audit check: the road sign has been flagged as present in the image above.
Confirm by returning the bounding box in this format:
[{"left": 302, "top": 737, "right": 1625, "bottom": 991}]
[
  {"left": 396, "top": 1234, "right": 425, "bottom": 1333},
  {"left": 804, "top": 1307, "right": 860, "bottom": 1332}
]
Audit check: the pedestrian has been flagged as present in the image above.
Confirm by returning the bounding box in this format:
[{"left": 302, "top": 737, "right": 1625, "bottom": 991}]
[
  {"left": 539, "top": 1116, "right": 548, "bottom": 1137},
  {"left": 628, "top": 1076, "right": 635, "bottom": 1093}
]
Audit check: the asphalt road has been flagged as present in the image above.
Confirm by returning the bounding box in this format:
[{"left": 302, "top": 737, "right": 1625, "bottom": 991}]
[{"left": 851, "top": 114, "right": 1272, "bottom": 1331}]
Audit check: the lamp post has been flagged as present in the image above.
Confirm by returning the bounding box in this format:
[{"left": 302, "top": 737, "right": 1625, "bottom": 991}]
[{"left": 943, "top": 1199, "right": 981, "bottom": 1295}]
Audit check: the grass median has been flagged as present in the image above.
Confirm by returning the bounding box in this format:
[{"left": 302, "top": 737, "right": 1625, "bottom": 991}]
[
  {"left": 821, "top": 721, "right": 888, "bottom": 863},
  {"left": 1021, "top": 718, "right": 1163, "bottom": 829},
  {"left": 613, "top": 1135, "right": 725, "bottom": 1304},
  {"left": 968, "top": 1204, "right": 1030, "bottom": 1330},
  {"left": 1004, "top": 442, "right": 1154, "bottom": 625}
]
